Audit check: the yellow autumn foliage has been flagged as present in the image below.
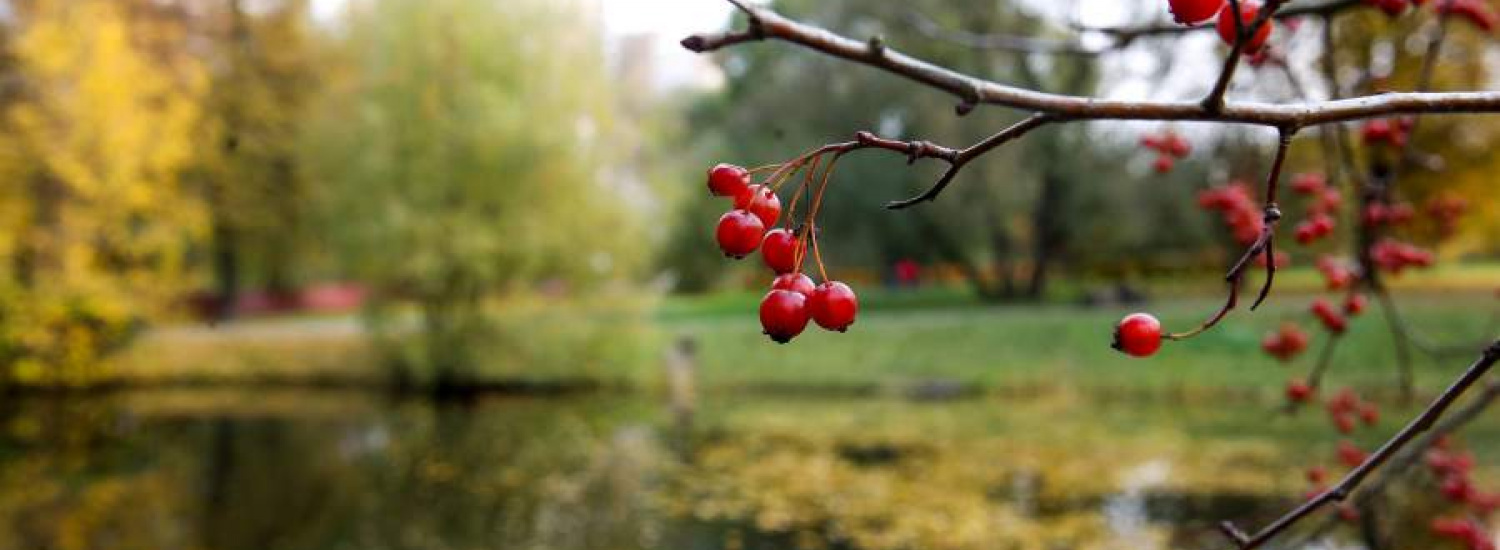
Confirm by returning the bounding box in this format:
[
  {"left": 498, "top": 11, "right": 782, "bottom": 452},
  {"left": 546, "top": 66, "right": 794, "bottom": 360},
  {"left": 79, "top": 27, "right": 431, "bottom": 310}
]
[{"left": 0, "top": 0, "right": 208, "bottom": 385}]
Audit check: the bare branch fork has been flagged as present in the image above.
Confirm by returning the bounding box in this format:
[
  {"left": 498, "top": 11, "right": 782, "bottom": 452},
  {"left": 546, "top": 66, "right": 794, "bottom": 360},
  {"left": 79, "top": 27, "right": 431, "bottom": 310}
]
[{"left": 683, "top": 2, "right": 1500, "bottom": 211}]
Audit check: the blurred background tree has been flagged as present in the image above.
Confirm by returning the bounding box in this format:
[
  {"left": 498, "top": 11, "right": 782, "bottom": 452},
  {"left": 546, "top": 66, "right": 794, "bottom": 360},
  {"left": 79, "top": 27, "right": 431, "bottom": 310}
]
[
  {"left": 187, "top": 0, "right": 325, "bottom": 320},
  {"left": 301, "top": 0, "right": 648, "bottom": 390},
  {"left": 0, "top": 0, "right": 208, "bottom": 386}
]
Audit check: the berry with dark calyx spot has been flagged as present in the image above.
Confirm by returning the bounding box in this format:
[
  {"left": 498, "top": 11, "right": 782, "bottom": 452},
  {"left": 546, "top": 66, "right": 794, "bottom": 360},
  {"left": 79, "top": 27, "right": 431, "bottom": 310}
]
[
  {"left": 759, "top": 290, "right": 810, "bottom": 344},
  {"left": 1169, "top": 0, "right": 1227, "bottom": 25},
  {"left": 771, "top": 272, "right": 816, "bottom": 297},
  {"left": 760, "top": 228, "right": 803, "bottom": 274},
  {"left": 734, "top": 184, "right": 782, "bottom": 228},
  {"left": 809, "top": 281, "right": 859, "bottom": 332},
  {"left": 1217, "top": 1, "right": 1273, "bottom": 52},
  {"left": 1112, "top": 313, "right": 1163, "bottom": 357},
  {"left": 716, "top": 210, "right": 765, "bottom": 259},
  {"left": 707, "top": 163, "right": 751, "bottom": 197}
]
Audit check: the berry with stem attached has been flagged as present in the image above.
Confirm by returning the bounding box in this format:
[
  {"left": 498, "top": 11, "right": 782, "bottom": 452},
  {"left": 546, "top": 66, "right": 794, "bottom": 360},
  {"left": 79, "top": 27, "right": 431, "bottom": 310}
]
[
  {"left": 707, "top": 163, "right": 751, "bottom": 197},
  {"left": 734, "top": 184, "right": 782, "bottom": 228},
  {"left": 760, "top": 289, "right": 810, "bottom": 344},
  {"left": 761, "top": 228, "right": 803, "bottom": 274},
  {"left": 771, "top": 272, "right": 816, "bottom": 297},
  {"left": 716, "top": 210, "right": 765, "bottom": 259},
  {"left": 1217, "top": 1, "right": 1273, "bottom": 52},
  {"left": 1112, "top": 313, "right": 1163, "bottom": 357},
  {"left": 809, "top": 281, "right": 859, "bottom": 332}
]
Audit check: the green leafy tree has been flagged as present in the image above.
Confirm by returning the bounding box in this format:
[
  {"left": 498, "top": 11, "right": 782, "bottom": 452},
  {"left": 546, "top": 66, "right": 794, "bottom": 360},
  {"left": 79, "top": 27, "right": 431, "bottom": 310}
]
[{"left": 303, "top": 0, "right": 644, "bottom": 388}]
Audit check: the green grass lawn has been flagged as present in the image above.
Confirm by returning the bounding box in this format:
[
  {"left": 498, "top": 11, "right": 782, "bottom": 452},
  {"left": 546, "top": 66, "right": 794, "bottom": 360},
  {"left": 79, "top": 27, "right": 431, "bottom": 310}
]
[
  {"left": 665, "top": 287, "right": 1496, "bottom": 396},
  {"left": 111, "top": 264, "right": 1498, "bottom": 394}
]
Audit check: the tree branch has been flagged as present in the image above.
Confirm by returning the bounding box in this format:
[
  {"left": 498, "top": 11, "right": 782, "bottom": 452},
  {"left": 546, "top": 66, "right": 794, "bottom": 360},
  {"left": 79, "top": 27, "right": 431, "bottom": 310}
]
[
  {"left": 1218, "top": 339, "right": 1500, "bottom": 550},
  {"left": 682, "top": 3, "right": 1500, "bottom": 128}
]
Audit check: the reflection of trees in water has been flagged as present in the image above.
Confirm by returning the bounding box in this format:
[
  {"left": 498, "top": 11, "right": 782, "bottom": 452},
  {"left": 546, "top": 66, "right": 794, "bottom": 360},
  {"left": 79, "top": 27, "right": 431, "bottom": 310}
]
[
  {"left": 0, "top": 395, "right": 670, "bottom": 550},
  {"left": 0, "top": 394, "right": 1481, "bottom": 550}
]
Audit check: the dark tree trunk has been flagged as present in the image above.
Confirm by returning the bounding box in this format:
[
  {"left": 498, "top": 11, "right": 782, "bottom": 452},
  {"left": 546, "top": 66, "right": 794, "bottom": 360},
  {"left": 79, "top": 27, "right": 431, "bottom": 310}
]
[{"left": 1027, "top": 171, "right": 1066, "bottom": 300}]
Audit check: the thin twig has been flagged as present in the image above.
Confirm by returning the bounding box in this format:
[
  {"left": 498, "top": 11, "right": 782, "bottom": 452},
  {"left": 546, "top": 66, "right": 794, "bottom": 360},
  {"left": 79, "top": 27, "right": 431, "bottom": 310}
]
[{"left": 1218, "top": 340, "right": 1500, "bottom": 550}]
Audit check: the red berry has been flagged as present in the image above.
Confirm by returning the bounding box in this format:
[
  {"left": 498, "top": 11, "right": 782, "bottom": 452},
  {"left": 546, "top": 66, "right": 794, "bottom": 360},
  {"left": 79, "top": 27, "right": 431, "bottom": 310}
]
[
  {"left": 1306, "top": 465, "right": 1328, "bottom": 484},
  {"left": 1344, "top": 294, "right": 1366, "bottom": 316},
  {"left": 1112, "top": 313, "right": 1163, "bottom": 357},
  {"left": 759, "top": 290, "right": 809, "bottom": 344},
  {"left": 809, "top": 281, "right": 859, "bottom": 332},
  {"left": 1169, "top": 0, "right": 1227, "bottom": 24},
  {"left": 1166, "top": 134, "right": 1192, "bottom": 157},
  {"left": 707, "top": 163, "right": 751, "bottom": 197},
  {"left": 1358, "top": 402, "right": 1379, "bottom": 425},
  {"left": 1333, "top": 412, "right": 1355, "bottom": 434},
  {"left": 1287, "top": 379, "right": 1313, "bottom": 402},
  {"left": 1217, "top": 1, "right": 1273, "bottom": 52},
  {"left": 1442, "top": 475, "right": 1474, "bottom": 502},
  {"left": 1153, "top": 155, "right": 1175, "bottom": 174},
  {"left": 1311, "top": 298, "right": 1346, "bottom": 333},
  {"left": 1337, "top": 440, "right": 1367, "bottom": 468},
  {"left": 760, "top": 228, "right": 803, "bottom": 274},
  {"left": 734, "top": 185, "right": 782, "bottom": 228},
  {"left": 1291, "top": 173, "right": 1326, "bottom": 195},
  {"left": 771, "top": 272, "right": 816, "bottom": 297},
  {"left": 1362, "top": 119, "right": 1393, "bottom": 145},
  {"left": 716, "top": 210, "right": 764, "bottom": 259}
]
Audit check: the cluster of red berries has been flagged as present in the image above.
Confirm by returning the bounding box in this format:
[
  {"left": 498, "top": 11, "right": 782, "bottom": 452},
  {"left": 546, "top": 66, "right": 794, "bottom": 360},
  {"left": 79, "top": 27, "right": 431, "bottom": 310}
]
[
  {"left": 707, "top": 163, "right": 859, "bottom": 344},
  {"left": 1311, "top": 297, "right": 1352, "bottom": 333},
  {"left": 1432, "top": 518, "right": 1496, "bottom": 550},
  {"left": 1261, "top": 322, "right": 1310, "bottom": 361},
  {"left": 1326, "top": 387, "right": 1380, "bottom": 434},
  {"left": 1289, "top": 173, "right": 1342, "bottom": 245},
  {"left": 1288, "top": 389, "right": 1381, "bottom": 522},
  {"left": 1197, "top": 181, "right": 1264, "bottom": 245},
  {"left": 1140, "top": 130, "right": 1193, "bottom": 173},
  {"left": 1362, "top": 117, "right": 1415, "bottom": 147},
  {"left": 1364, "top": 200, "right": 1417, "bottom": 227},
  {"left": 1428, "top": 193, "right": 1471, "bottom": 238},
  {"left": 1371, "top": 238, "right": 1435, "bottom": 274},
  {"left": 1166, "top": 0, "right": 1276, "bottom": 51},
  {"left": 1429, "top": 438, "right": 1500, "bottom": 550}
]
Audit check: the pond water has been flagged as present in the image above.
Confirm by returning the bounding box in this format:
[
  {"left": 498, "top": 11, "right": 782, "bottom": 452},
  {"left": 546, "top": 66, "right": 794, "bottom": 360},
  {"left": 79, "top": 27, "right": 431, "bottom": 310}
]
[{"left": 0, "top": 388, "right": 1484, "bottom": 550}]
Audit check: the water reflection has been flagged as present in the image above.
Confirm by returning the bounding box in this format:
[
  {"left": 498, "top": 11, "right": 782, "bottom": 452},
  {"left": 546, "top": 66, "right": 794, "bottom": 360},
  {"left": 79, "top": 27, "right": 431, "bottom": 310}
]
[{"left": 0, "top": 390, "right": 1463, "bottom": 550}]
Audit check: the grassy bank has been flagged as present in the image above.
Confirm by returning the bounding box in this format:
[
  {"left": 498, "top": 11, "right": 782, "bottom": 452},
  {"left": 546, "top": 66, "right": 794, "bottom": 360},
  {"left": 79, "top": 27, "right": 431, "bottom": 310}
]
[{"left": 101, "top": 264, "right": 1498, "bottom": 394}]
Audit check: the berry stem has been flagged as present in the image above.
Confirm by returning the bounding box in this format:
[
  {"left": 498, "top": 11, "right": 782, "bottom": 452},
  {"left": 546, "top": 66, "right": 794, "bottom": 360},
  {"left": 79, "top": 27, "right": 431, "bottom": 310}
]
[{"left": 810, "top": 221, "right": 829, "bottom": 282}]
